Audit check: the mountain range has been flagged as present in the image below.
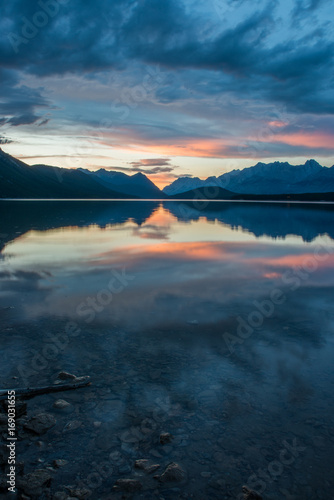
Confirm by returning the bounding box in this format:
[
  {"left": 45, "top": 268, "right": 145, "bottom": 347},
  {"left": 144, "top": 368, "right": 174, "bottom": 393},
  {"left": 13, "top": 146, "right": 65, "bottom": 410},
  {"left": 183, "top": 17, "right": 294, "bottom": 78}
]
[
  {"left": 163, "top": 159, "right": 334, "bottom": 196},
  {"left": 0, "top": 148, "right": 126, "bottom": 199},
  {"left": 77, "top": 167, "right": 163, "bottom": 198},
  {"left": 1, "top": 148, "right": 334, "bottom": 200}
]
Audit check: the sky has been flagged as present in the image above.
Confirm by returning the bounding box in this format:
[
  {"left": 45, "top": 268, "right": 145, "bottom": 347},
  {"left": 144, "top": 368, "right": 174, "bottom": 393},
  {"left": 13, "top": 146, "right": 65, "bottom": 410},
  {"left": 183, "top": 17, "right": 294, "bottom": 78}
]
[{"left": 0, "top": 0, "right": 334, "bottom": 188}]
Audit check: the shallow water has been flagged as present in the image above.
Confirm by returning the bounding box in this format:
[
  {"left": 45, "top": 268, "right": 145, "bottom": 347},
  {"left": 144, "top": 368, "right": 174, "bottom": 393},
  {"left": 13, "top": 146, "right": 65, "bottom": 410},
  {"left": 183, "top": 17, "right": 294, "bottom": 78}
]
[{"left": 0, "top": 200, "right": 334, "bottom": 499}]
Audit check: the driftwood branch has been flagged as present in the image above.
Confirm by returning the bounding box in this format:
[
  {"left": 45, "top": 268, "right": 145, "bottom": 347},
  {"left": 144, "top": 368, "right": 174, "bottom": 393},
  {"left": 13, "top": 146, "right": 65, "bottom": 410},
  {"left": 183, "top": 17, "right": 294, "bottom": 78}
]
[{"left": 0, "top": 376, "right": 91, "bottom": 401}]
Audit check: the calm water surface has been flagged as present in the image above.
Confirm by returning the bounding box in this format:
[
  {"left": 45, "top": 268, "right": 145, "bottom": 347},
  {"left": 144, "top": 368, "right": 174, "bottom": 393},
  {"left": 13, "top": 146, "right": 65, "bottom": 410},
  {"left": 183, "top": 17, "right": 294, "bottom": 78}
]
[{"left": 0, "top": 201, "right": 334, "bottom": 499}]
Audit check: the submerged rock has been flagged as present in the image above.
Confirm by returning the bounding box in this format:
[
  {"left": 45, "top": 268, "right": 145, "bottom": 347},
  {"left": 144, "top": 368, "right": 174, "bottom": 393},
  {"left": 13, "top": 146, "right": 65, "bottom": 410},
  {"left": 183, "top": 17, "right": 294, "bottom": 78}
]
[
  {"left": 242, "top": 485, "right": 263, "bottom": 499},
  {"left": 24, "top": 413, "right": 56, "bottom": 435},
  {"left": 53, "top": 399, "right": 71, "bottom": 409},
  {"left": 17, "top": 469, "right": 52, "bottom": 496},
  {"left": 156, "top": 462, "right": 186, "bottom": 483},
  {"left": 53, "top": 493, "right": 70, "bottom": 500},
  {"left": 113, "top": 478, "right": 143, "bottom": 492},
  {"left": 57, "top": 371, "right": 78, "bottom": 381},
  {"left": 53, "top": 459, "right": 68, "bottom": 468},
  {"left": 67, "top": 487, "right": 92, "bottom": 499},
  {"left": 134, "top": 459, "right": 160, "bottom": 474},
  {"left": 134, "top": 459, "right": 149, "bottom": 470},
  {"left": 63, "top": 420, "right": 82, "bottom": 432},
  {"left": 146, "top": 464, "right": 160, "bottom": 474},
  {"left": 160, "top": 432, "right": 173, "bottom": 444}
]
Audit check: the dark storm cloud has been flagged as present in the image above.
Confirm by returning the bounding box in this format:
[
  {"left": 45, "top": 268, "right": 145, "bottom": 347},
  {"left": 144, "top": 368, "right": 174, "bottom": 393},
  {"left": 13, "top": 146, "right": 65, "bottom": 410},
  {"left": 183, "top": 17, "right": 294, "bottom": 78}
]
[
  {"left": 0, "top": 0, "right": 130, "bottom": 75},
  {"left": 292, "top": 0, "right": 330, "bottom": 21},
  {"left": 0, "top": 0, "right": 333, "bottom": 133},
  {"left": 0, "top": 1, "right": 329, "bottom": 77},
  {"left": 37, "top": 117, "right": 50, "bottom": 126},
  {"left": 0, "top": 68, "right": 51, "bottom": 126},
  {"left": 129, "top": 158, "right": 178, "bottom": 173},
  {"left": 7, "top": 113, "right": 41, "bottom": 126},
  {"left": 133, "top": 166, "right": 175, "bottom": 174},
  {"left": 103, "top": 159, "right": 176, "bottom": 174},
  {"left": 223, "top": 141, "right": 334, "bottom": 159},
  {"left": 129, "top": 158, "right": 172, "bottom": 168},
  {"left": 116, "top": 3, "right": 274, "bottom": 78},
  {"left": 142, "top": 13, "right": 333, "bottom": 113}
]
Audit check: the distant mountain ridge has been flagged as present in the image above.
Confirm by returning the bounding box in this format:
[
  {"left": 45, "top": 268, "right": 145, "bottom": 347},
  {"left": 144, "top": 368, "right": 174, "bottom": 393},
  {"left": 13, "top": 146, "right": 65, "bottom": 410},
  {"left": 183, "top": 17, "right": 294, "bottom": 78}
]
[
  {"left": 0, "top": 148, "right": 164, "bottom": 199},
  {"left": 1, "top": 148, "right": 334, "bottom": 199},
  {"left": 163, "top": 160, "right": 334, "bottom": 196},
  {"left": 78, "top": 167, "right": 165, "bottom": 198}
]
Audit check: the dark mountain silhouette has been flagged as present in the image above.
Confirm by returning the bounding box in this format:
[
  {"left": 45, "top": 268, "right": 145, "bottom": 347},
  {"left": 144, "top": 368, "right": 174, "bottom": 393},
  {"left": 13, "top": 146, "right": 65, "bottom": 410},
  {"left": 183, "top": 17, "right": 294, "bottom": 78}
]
[
  {"left": 0, "top": 148, "right": 131, "bottom": 199},
  {"left": 1, "top": 148, "right": 334, "bottom": 200},
  {"left": 78, "top": 168, "right": 166, "bottom": 198},
  {"left": 164, "top": 159, "right": 334, "bottom": 196},
  {"left": 168, "top": 186, "right": 334, "bottom": 202},
  {"left": 0, "top": 148, "right": 167, "bottom": 199},
  {"left": 169, "top": 186, "right": 235, "bottom": 200}
]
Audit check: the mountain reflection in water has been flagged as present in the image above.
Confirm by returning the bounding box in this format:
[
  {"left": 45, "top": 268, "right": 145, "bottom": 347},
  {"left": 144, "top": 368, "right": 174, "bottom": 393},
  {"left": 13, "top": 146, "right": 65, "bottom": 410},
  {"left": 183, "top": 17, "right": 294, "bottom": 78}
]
[{"left": 1, "top": 200, "right": 334, "bottom": 246}]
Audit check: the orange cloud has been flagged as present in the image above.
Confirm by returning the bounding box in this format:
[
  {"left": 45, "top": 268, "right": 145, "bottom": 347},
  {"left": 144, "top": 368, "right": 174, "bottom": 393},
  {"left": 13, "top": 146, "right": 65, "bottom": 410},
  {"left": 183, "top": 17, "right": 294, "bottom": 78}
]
[
  {"left": 268, "top": 121, "right": 289, "bottom": 128},
  {"left": 268, "top": 131, "right": 334, "bottom": 149},
  {"left": 92, "top": 241, "right": 245, "bottom": 267},
  {"left": 255, "top": 253, "right": 334, "bottom": 269},
  {"left": 141, "top": 139, "right": 227, "bottom": 158},
  {"left": 93, "top": 127, "right": 227, "bottom": 158},
  {"left": 263, "top": 272, "right": 282, "bottom": 279}
]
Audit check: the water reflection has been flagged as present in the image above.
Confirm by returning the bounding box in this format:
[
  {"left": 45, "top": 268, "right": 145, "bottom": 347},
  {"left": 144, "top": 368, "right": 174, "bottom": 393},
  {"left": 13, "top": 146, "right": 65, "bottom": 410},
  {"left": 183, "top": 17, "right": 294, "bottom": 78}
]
[
  {"left": 1, "top": 201, "right": 333, "bottom": 331},
  {"left": 1, "top": 200, "right": 334, "bottom": 251},
  {"left": 0, "top": 201, "right": 334, "bottom": 499}
]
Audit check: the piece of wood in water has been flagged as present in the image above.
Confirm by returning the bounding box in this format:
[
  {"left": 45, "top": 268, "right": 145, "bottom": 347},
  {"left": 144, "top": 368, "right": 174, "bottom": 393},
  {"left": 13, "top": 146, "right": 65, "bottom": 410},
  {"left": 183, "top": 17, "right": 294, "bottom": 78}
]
[{"left": 0, "top": 376, "right": 91, "bottom": 401}]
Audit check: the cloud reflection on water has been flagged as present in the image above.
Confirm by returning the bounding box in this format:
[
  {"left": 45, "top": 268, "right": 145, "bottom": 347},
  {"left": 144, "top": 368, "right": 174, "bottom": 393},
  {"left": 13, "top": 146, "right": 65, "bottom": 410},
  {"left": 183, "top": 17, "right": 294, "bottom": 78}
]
[{"left": 0, "top": 201, "right": 333, "bottom": 349}]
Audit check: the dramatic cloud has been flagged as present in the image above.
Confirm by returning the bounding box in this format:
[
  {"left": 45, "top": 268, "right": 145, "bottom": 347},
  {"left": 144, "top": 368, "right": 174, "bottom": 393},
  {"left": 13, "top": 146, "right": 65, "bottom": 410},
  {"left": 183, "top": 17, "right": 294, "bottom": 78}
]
[
  {"left": 128, "top": 158, "right": 177, "bottom": 174},
  {"left": 0, "top": 68, "right": 51, "bottom": 126},
  {"left": 134, "top": 166, "right": 175, "bottom": 174},
  {"left": 0, "top": 0, "right": 333, "bottom": 181},
  {"left": 97, "top": 158, "right": 177, "bottom": 175},
  {"left": 130, "top": 158, "right": 172, "bottom": 167},
  {"left": 292, "top": 0, "right": 330, "bottom": 21}
]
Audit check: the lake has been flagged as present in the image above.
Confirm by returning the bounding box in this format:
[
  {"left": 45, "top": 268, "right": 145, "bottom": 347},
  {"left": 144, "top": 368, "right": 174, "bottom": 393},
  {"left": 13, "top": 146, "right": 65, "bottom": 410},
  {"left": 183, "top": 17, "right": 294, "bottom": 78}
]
[{"left": 0, "top": 200, "right": 334, "bottom": 499}]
